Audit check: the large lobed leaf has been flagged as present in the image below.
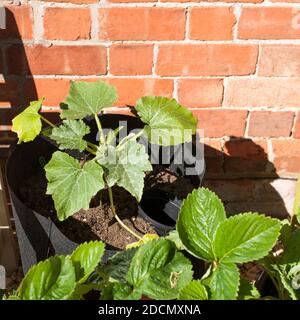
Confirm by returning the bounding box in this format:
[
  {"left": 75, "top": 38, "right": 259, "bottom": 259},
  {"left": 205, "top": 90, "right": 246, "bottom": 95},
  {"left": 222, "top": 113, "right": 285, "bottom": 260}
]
[
  {"left": 177, "top": 188, "right": 226, "bottom": 261},
  {"left": 18, "top": 256, "right": 76, "bottom": 300},
  {"left": 49, "top": 119, "right": 90, "bottom": 151},
  {"left": 97, "top": 140, "right": 152, "bottom": 201},
  {"left": 12, "top": 98, "right": 43, "bottom": 144},
  {"left": 61, "top": 81, "right": 118, "bottom": 120},
  {"left": 136, "top": 96, "right": 197, "bottom": 146},
  {"left": 214, "top": 213, "right": 281, "bottom": 263},
  {"left": 45, "top": 151, "right": 105, "bottom": 221}
]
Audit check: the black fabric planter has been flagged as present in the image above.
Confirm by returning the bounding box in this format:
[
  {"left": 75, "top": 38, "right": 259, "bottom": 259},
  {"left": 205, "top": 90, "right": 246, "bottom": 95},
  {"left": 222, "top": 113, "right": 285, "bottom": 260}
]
[{"left": 6, "top": 114, "right": 205, "bottom": 273}]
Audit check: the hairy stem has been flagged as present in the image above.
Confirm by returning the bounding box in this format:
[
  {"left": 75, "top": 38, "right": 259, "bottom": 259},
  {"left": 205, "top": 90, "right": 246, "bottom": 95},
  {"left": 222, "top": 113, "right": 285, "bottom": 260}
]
[
  {"left": 94, "top": 113, "right": 105, "bottom": 145},
  {"left": 108, "top": 186, "right": 143, "bottom": 241},
  {"left": 40, "top": 115, "right": 56, "bottom": 128}
]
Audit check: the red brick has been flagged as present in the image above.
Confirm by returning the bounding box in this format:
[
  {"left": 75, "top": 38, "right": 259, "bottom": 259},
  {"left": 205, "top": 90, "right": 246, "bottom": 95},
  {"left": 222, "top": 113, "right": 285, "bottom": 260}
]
[
  {"left": 156, "top": 44, "right": 258, "bottom": 76},
  {"left": 44, "top": 8, "right": 91, "bottom": 41},
  {"left": 189, "top": 7, "right": 236, "bottom": 40},
  {"left": 272, "top": 139, "right": 300, "bottom": 173},
  {"left": 292, "top": 112, "right": 300, "bottom": 138},
  {"left": 193, "top": 109, "right": 247, "bottom": 138},
  {"left": 99, "top": 8, "right": 185, "bottom": 40},
  {"left": 107, "top": 78, "right": 173, "bottom": 106},
  {"left": 0, "top": 78, "right": 21, "bottom": 107},
  {"left": 238, "top": 7, "right": 300, "bottom": 39},
  {"left": 224, "top": 139, "right": 269, "bottom": 173},
  {"left": 109, "top": 0, "right": 156, "bottom": 2},
  {"left": 259, "top": 45, "right": 300, "bottom": 76},
  {"left": 24, "top": 78, "right": 71, "bottom": 107},
  {"left": 110, "top": 45, "right": 153, "bottom": 76},
  {"left": 248, "top": 111, "right": 294, "bottom": 137},
  {"left": 178, "top": 79, "right": 223, "bottom": 108},
  {"left": 161, "top": 0, "right": 263, "bottom": 2},
  {"left": 203, "top": 140, "right": 224, "bottom": 173},
  {"left": 23, "top": 45, "right": 106, "bottom": 75},
  {"left": 43, "top": 0, "right": 98, "bottom": 3},
  {"left": 224, "top": 78, "right": 300, "bottom": 108},
  {"left": 0, "top": 5, "right": 33, "bottom": 40}
]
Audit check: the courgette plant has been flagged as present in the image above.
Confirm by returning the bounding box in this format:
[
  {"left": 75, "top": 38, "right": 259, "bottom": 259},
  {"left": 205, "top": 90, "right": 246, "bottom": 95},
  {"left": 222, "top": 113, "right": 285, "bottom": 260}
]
[
  {"left": 4, "top": 188, "right": 284, "bottom": 300},
  {"left": 11, "top": 80, "right": 197, "bottom": 242}
]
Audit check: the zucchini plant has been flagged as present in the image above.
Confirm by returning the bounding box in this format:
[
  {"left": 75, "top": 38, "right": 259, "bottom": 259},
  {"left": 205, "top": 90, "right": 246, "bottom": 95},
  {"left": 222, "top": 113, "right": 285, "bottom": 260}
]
[{"left": 11, "top": 80, "right": 197, "bottom": 242}]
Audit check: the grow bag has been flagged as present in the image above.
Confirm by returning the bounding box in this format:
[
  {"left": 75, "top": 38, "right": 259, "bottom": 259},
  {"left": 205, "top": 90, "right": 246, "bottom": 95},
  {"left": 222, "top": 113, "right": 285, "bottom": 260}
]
[{"left": 6, "top": 114, "right": 205, "bottom": 273}]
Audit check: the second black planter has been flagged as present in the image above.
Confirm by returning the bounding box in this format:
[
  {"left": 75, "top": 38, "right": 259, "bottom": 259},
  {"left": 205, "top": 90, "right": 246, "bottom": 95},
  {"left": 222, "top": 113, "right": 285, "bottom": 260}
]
[{"left": 6, "top": 114, "right": 205, "bottom": 273}]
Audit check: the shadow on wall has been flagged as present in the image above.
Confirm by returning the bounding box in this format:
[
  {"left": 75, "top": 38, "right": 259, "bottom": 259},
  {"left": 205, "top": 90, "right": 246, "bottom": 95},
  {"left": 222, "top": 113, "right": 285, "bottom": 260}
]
[
  {"left": 0, "top": 8, "right": 37, "bottom": 158},
  {"left": 203, "top": 137, "right": 291, "bottom": 219}
]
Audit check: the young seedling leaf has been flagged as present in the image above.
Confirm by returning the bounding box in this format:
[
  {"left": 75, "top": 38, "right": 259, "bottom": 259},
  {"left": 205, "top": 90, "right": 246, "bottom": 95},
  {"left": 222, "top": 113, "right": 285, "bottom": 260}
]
[
  {"left": 238, "top": 277, "right": 260, "bottom": 300},
  {"left": 45, "top": 151, "right": 105, "bottom": 221},
  {"left": 98, "top": 140, "right": 152, "bottom": 201},
  {"left": 178, "top": 280, "right": 208, "bottom": 300},
  {"left": 135, "top": 96, "right": 197, "bottom": 146},
  {"left": 177, "top": 188, "right": 226, "bottom": 261},
  {"left": 126, "top": 233, "right": 159, "bottom": 249},
  {"left": 49, "top": 120, "right": 90, "bottom": 151},
  {"left": 61, "top": 81, "right": 118, "bottom": 120},
  {"left": 214, "top": 213, "right": 281, "bottom": 264},
  {"left": 70, "top": 241, "right": 105, "bottom": 283},
  {"left": 12, "top": 98, "right": 44, "bottom": 144},
  {"left": 125, "top": 238, "right": 193, "bottom": 300},
  {"left": 203, "top": 262, "right": 240, "bottom": 300},
  {"left": 18, "top": 256, "right": 76, "bottom": 300}
]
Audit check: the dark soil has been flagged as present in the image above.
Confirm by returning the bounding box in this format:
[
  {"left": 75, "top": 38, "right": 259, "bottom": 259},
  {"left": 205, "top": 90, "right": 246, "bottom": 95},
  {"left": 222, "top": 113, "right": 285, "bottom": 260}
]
[{"left": 18, "top": 165, "right": 195, "bottom": 249}]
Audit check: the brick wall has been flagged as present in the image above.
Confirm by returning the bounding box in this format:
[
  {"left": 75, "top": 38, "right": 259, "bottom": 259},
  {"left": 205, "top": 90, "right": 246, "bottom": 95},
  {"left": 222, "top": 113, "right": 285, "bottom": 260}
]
[{"left": 0, "top": 0, "right": 299, "bottom": 217}]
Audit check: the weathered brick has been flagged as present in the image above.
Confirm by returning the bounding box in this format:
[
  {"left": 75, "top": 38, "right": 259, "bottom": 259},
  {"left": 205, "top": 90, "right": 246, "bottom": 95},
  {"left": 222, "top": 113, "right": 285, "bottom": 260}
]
[
  {"left": 44, "top": 8, "right": 91, "bottom": 41},
  {"left": 203, "top": 140, "right": 224, "bottom": 173},
  {"left": 248, "top": 111, "right": 294, "bottom": 137},
  {"left": 224, "top": 78, "right": 300, "bottom": 107},
  {"left": 156, "top": 45, "right": 258, "bottom": 76},
  {"left": 238, "top": 7, "right": 300, "bottom": 39},
  {"left": 193, "top": 109, "right": 247, "bottom": 138},
  {"left": 99, "top": 8, "right": 185, "bottom": 40},
  {"left": 259, "top": 45, "right": 300, "bottom": 76},
  {"left": 189, "top": 7, "right": 236, "bottom": 40},
  {"left": 223, "top": 139, "right": 269, "bottom": 173},
  {"left": 0, "top": 5, "right": 33, "bottom": 40},
  {"left": 24, "top": 45, "right": 106, "bottom": 75},
  {"left": 178, "top": 79, "right": 223, "bottom": 108},
  {"left": 272, "top": 139, "right": 300, "bottom": 173},
  {"left": 110, "top": 45, "right": 153, "bottom": 76}
]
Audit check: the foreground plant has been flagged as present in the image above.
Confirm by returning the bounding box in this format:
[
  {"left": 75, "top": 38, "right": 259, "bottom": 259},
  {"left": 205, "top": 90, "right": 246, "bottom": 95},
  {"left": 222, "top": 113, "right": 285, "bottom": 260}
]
[
  {"left": 4, "top": 188, "right": 285, "bottom": 300},
  {"left": 11, "top": 80, "right": 197, "bottom": 242}
]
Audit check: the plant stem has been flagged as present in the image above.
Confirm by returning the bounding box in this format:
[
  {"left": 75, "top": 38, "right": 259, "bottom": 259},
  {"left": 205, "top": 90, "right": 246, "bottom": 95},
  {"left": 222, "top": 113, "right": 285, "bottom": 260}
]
[
  {"left": 107, "top": 186, "right": 143, "bottom": 241},
  {"left": 94, "top": 113, "right": 105, "bottom": 145},
  {"left": 40, "top": 115, "right": 56, "bottom": 128}
]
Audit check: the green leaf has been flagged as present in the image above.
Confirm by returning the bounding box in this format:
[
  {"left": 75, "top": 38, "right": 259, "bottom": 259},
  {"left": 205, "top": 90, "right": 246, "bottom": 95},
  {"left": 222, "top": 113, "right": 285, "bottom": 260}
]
[
  {"left": 45, "top": 151, "right": 105, "bottom": 220},
  {"left": 126, "top": 233, "right": 159, "bottom": 249},
  {"left": 214, "top": 213, "right": 281, "bottom": 263},
  {"left": 203, "top": 262, "right": 240, "bottom": 300},
  {"left": 98, "top": 140, "right": 152, "bottom": 201},
  {"left": 178, "top": 280, "right": 208, "bottom": 300},
  {"left": 280, "top": 228, "right": 300, "bottom": 265},
  {"left": 292, "top": 174, "right": 300, "bottom": 225},
  {"left": 177, "top": 188, "right": 226, "bottom": 261},
  {"left": 18, "top": 256, "right": 76, "bottom": 300},
  {"left": 136, "top": 96, "right": 197, "bottom": 146},
  {"left": 102, "top": 248, "right": 137, "bottom": 283},
  {"left": 238, "top": 277, "right": 260, "bottom": 300},
  {"left": 112, "top": 283, "right": 142, "bottom": 300},
  {"left": 12, "top": 99, "right": 43, "bottom": 144},
  {"left": 126, "top": 238, "right": 193, "bottom": 300},
  {"left": 49, "top": 120, "right": 90, "bottom": 151},
  {"left": 166, "top": 230, "right": 185, "bottom": 250},
  {"left": 61, "top": 81, "right": 117, "bottom": 120},
  {"left": 70, "top": 241, "right": 105, "bottom": 283}
]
